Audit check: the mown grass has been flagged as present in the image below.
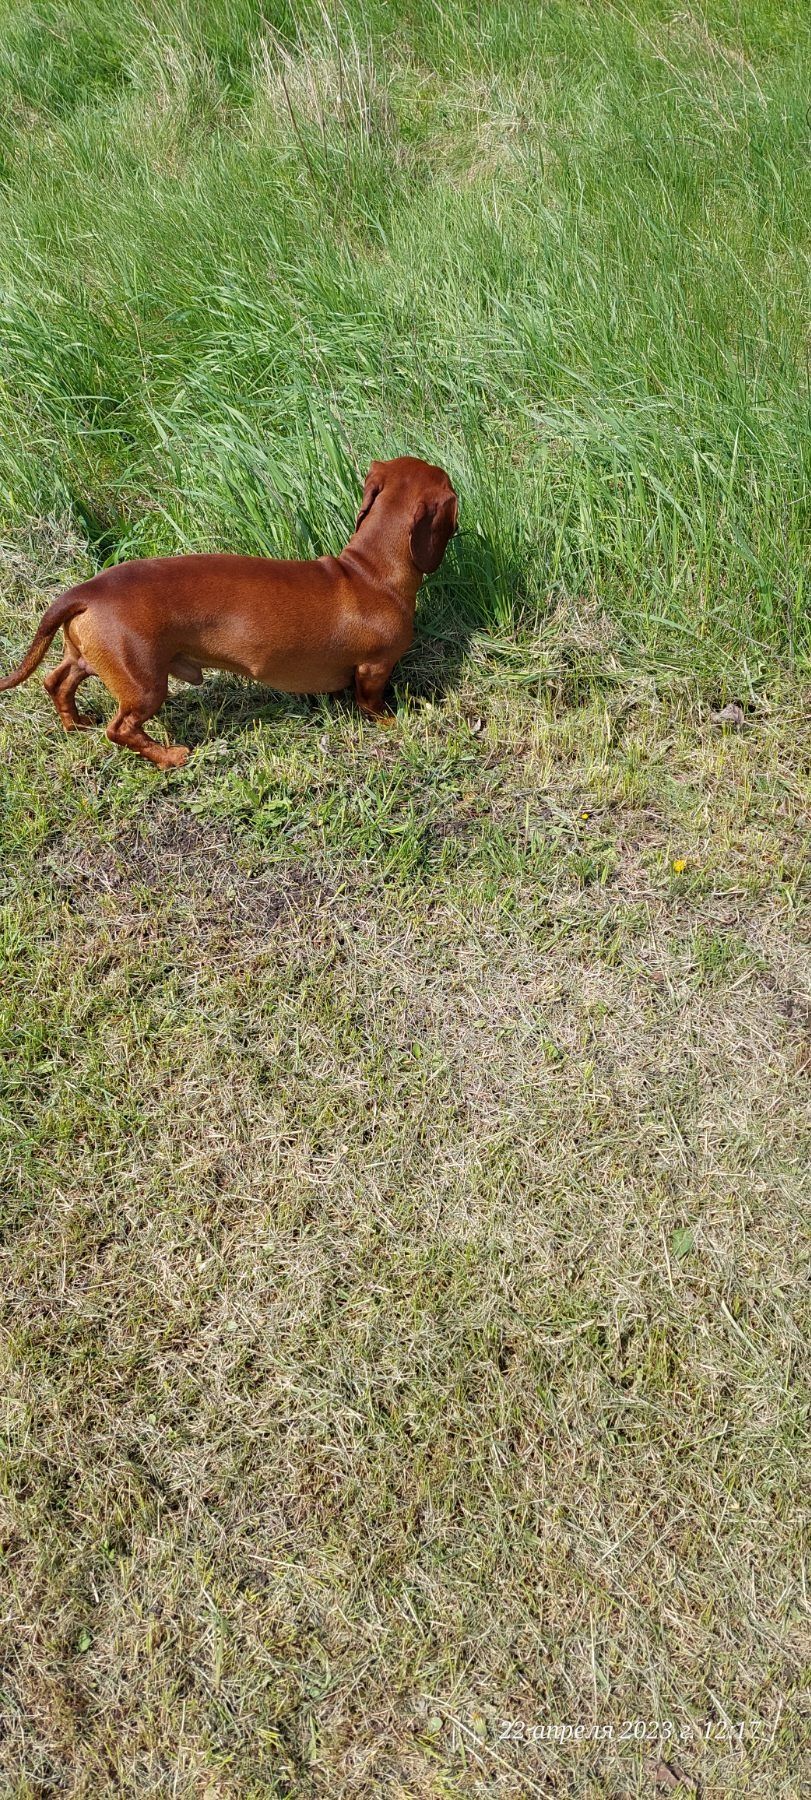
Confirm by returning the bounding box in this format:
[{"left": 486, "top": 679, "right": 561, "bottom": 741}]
[
  {"left": 2, "top": 600, "right": 810, "bottom": 1793},
  {"left": 2, "top": 3, "right": 811, "bottom": 1795}
]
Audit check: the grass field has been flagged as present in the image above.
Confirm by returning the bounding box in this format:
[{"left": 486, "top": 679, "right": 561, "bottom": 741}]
[{"left": 1, "top": 1, "right": 810, "bottom": 1794}]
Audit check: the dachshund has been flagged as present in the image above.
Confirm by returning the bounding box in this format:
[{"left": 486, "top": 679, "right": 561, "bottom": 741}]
[{"left": 0, "top": 456, "right": 458, "bottom": 767}]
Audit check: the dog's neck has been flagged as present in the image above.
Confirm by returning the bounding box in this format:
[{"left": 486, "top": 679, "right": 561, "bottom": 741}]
[{"left": 339, "top": 507, "right": 422, "bottom": 610}]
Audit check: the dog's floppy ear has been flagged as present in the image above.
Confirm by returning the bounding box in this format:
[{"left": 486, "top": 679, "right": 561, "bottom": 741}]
[
  {"left": 410, "top": 492, "right": 458, "bottom": 575},
  {"left": 355, "top": 463, "right": 384, "bottom": 531}
]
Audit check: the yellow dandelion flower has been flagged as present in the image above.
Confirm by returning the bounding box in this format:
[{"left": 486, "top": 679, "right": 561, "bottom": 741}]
[{"left": 672, "top": 857, "right": 687, "bottom": 873}]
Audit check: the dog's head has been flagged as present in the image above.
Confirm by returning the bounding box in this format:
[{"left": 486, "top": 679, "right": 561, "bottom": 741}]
[{"left": 355, "top": 456, "right": 458, "bottom": 575}]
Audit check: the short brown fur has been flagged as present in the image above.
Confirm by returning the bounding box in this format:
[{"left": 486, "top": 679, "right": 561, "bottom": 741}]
[{"left": 0, "top": 457, "right": 458, "bottom": 767}]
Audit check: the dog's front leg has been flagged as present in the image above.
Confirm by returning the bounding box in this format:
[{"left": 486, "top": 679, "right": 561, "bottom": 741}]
[{"left": 354, "top": 659, "right": 395, "bottom": 720}]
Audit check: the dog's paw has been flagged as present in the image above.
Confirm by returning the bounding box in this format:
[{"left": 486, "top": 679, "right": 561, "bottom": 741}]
[{"left": 163, "top": 744, "right": 191, "bottom": 769}]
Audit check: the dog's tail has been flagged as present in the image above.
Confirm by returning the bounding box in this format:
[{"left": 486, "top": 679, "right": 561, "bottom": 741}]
[{"left": 0, "top": 590, "right": 88, "bottom": 692}]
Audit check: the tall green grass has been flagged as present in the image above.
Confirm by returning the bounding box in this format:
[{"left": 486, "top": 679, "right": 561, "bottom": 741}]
[{"left": 1, "top": 0, "right": 810, "bottom": 677}]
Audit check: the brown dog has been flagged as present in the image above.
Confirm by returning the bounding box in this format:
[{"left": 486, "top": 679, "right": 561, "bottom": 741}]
[{"left": 0, "top": 456, "right": 458, "bottom": 767}]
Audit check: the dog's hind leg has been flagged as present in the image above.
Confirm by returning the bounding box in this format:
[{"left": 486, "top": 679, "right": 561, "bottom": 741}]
[
  {"left": 43, "top": 649, "right": 95, "bottom": 731},
  {"left": 101, "top": 643, "right": 188, "bottom": 768},
  {"left": 70, "top": 613, "right": 190, "bottom": 769},
  {"left": 106, "top": 704, "right": 189, "bottom": 767},
  {"left": 104, "top": 661, "right": 189, "bottom": 767}
]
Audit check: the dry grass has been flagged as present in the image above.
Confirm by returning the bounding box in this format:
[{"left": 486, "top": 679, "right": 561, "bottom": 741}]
[{"left": 2, "top": 549, "right": 810, "bottom": 1793}]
